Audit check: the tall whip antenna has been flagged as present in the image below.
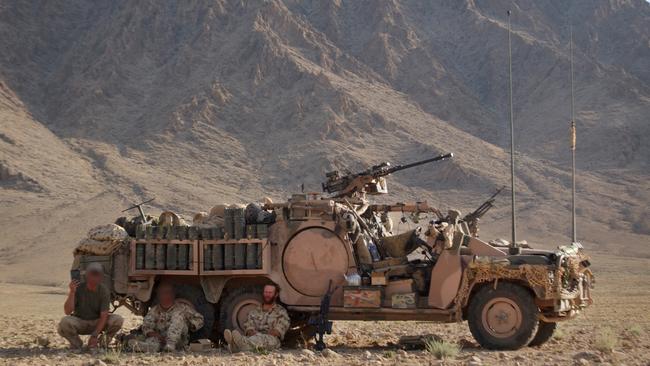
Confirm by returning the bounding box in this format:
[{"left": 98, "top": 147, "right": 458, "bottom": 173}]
[
  {"left": 507, "top": 10, "right": 519, "bottom": 254},
  {"left": 569, "top": 24, "right": 577, "bottom": 243}
]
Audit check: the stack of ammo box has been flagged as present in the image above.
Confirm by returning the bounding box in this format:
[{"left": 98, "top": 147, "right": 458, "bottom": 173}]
[{"left": 133, "top": 207, "right": 269, "bottom": 273}]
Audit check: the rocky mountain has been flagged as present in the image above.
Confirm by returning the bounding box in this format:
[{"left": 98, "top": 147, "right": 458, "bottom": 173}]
[{"left": 0, "top": 0, "right": 648, "bottom": 284}]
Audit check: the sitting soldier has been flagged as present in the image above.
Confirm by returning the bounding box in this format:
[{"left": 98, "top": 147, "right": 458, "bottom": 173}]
[
  {"left": 128, "top": 282, "right": 204, "bottom": 352},
  {"left": 223, "top": 284, "right": 290, "bottom": 352},
  {"left": 58, "top": 262, "right": 124, "bottom": 350}
]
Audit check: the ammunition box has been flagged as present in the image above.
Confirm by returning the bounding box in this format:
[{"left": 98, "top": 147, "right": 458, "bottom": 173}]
[
  {"left": 183, "top": 245, "right": 192, "bottom": 269},
  {"left": 246, "top": 243, "right": 258, "bottom": 269},
  {"left": 343, "top": 286, "right": 382, "bottom": 308},
  {"left": 187, "top": 227, "right": 199, "bottom": 240},
  {"left": 233, "top": 209, "right": 245, "bottom": 240},
  {"left": 224, "top": 244, "right": 234, "bottom": 270},
  {"left": 200, "top": 228, "right": 211, "bottom": 240},
  {"left": 135, "top": 243, "right": 145, "bottom": 269},
  {"left": 166, "top": 244, "right": 177, "bottom": 270},
  {"left": 203, "top": 244, "right": 213, "bottom": 270},
  {"left": 176, "top": 226, "right": 187, "bottom": 240},
  {"left": 210, "top": 227, "right": 223, "bottom": 240},
  {"left": 256, "top": 224, "right": 268, "bottom": 238},
  {"left": 246, "top": 225, "right": 256, "bottom": 239},
  {"left": 212, "top": 244, "right": 224, "bottom": 270},
  {"left": 155, "top": 244, "right": 166, "bottom": 270},
  {"left": 391, "top": 292, "right": 417, "bottom": 309},
  {"left": 145, "top": 243, "right": 156, "bottom": 269},
  {"left": 234, "top": 243, "right": 246, "bottom": 269},
  {"left": 178, "top": 244, "right": 189, "bottom": 270}
]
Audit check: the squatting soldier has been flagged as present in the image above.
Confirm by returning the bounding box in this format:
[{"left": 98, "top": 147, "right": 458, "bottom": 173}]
[
  {"left": 223, "top": 284, "right": 290, "bottom": 352},
  {"left": 128, "top": 282, "right": 204, "bottom": 352},
  {"left": 58, "top": 262, "right": 124, "bottom": 350}
]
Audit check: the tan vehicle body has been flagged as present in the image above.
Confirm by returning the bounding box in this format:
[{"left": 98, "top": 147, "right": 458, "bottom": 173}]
[{"left": 72, "top": 155, "right": 594, "bottom": 350}]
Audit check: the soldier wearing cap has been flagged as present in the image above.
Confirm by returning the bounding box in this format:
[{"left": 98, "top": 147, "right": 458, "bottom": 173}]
[
  {"left": 223, "top": 284, "right": 290, "bottom": 352},
  {"left": 58, "top": 262, "right": 124, "bottom": 349}
]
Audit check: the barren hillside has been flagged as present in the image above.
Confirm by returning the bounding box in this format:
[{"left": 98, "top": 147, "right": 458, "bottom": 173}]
[{"left": 0, "top": 0, "right": 648, "bottom": 284}]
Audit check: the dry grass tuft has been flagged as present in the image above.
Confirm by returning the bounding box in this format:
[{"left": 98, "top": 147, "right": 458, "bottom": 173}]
[
  {"left": 594, "top": 328, "right": 618, "bottom": 354},
  {"left": 424, "top": 338, "right": 460, "bottom": 360},
  {"left": 628, "top": 325, "right": 643, "bottom": 338}
]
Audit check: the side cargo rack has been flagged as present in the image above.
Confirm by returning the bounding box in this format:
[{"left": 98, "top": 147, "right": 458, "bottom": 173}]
[{"left": 129, "top": 223, "right": 270, "bottom": 276}]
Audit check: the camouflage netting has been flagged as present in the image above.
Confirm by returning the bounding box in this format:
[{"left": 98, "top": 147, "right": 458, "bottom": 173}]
[
  {"left": 453, "top": 259, "right": 555, "bottom": 318},
  {"left": 74, "top": 224, "right": 128, "bottom": 255}
]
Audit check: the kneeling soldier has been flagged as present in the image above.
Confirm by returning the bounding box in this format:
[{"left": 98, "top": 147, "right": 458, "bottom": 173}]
[
  {"left": 223, "top": 284, "right": 290, "bottom": 352},
  {"left": 58, "top": 263, "right": 124, "bottom": 350},
  {"left": 129, "top": 282, "right": 204, "bottom": 352}
]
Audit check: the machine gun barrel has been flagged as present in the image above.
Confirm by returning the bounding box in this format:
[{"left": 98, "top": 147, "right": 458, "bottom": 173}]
[
  {"left": 385, "top": 153, "right": 453, "bottom": 175},
  {"left": 463, "top": 186, "right": 505, "bottom": 222}
]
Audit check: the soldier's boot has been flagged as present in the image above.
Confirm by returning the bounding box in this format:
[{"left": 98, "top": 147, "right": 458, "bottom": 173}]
[
  {"left": 231, "top": 330, "right": 252, "bottom": 352},
  {"left": 223, "top": 329, "right": 238, "bottom": 353}
]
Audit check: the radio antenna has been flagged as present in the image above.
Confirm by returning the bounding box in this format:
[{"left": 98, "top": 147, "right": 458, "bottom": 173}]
[
  {"left": 506, "top": 10, "right": 519, "bottom": 254},
  {"left": 569, "top": 24, "right": 577, "bottom": 243}
]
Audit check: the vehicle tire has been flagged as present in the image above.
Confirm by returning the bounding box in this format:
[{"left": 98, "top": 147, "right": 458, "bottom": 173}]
[
  {"left": 528, "top": 320, "right": 556, "bottom": 347},
  {"left": 467, "top": 282, "right": 539, "bottom": 350},
  {"left": 217, "top": 286, "right": 263, "bottom": 338}
]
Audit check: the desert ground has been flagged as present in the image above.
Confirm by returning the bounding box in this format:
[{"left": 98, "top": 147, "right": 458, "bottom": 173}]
[{"left": 0, "top": 252, "right": 648, "bottom": 366}]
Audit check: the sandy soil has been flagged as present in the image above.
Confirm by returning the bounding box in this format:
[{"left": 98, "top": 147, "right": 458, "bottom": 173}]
[{"left": 0, "top": 253, "right": 648, "bottom": 366}]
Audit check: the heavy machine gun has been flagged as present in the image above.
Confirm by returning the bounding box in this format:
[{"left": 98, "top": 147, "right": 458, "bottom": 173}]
[
  {"left": 322, "top": 153, "right": 453, "bottom": 198},
  {"left": 462, "top": 186, "right": 505, "bottom": 236}
]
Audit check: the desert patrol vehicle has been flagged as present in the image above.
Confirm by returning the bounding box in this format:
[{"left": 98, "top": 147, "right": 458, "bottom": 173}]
[{"left": 71, "top": 153, "right": 593, "bottom": 350}]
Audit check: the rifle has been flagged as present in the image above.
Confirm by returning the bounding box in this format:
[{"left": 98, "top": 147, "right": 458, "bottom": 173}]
[
  {"left": 462, "top": 186, "right": 505, "bottom": 236},
  {"left": 322, "top": 153, "right": 453, "bottom": 197},
  {"left": 308, "top": 280, "right": 337, "bottom": 350}
]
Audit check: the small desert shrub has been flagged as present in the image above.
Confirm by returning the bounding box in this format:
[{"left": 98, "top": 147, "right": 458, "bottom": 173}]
[
  {"left": 383, "top": 350, "right": 396, "bottom": 358},
  {"left": 254, "top": 346, "right": 270, "bottom": 355},
  {"left": 99, "top": 349, "right": 122, "bottom": 364},
  {"left": 593, "top": 328, "right": 618, "bottom": 354},
  {"left": 554, "top": 326, "right": 567, "bottom": 340},
  {"left": 424, "top": 338, "right": 460, "bottom": 360},
  {"left": 628, "top": 325, "right": 643, "bottom": 338}
]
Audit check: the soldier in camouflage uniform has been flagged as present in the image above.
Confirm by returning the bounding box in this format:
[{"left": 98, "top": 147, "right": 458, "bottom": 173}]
[
  {"left": 223, "top": 284, "right": 290, "bottom": 352},
  {"left": 128, "top": 282, "right": 204, "bottom": 352}
]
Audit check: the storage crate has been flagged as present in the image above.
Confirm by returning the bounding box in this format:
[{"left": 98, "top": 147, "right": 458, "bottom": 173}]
[{"left": 343, "top": 286, "right": 383, "bottom": 308}]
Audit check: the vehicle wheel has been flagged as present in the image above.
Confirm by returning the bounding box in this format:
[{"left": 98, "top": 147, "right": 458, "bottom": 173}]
[
  {"left": 467, "top": 282, "right": 539, "bottom": 350},
  {"left": 217, "top": 286, "right": 262, "bottom": 338},
  {"left": 528, "top": 320, "right": 556, "bottom": 347}
]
